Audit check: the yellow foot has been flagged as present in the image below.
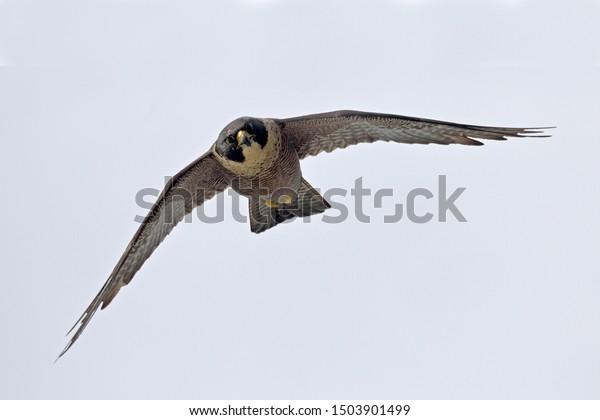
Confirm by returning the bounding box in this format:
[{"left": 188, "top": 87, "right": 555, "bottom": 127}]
[
  {"left": 264, "top": 200, "right": 279, "bottom": 208},
  {"left": 264, "top": 195, "right": 292, "bottom": 208}
]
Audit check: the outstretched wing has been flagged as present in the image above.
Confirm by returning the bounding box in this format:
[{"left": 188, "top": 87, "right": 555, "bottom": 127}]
[
  {"left": 279, "top": 110, "right": 551, "bottom": 159},
  {"left": 59, "top": 151, "right": 231, "bottom": 358}
]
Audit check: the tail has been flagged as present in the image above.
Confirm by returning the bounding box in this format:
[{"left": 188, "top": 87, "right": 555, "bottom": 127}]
[{"left": 249, "top": 178, "right": 331, "bottom": 233}]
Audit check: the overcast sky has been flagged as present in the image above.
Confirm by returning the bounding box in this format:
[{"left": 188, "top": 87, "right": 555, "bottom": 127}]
[{"left": 1, "top": 0, "right": 598, "bottom": 399}]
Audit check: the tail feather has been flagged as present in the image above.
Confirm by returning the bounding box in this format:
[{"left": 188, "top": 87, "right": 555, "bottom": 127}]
[
  {"left": 248, "top": 178, "right": 331, "bottom": 234},
  {"left": 288, "top": 177, "right": 331, "bottom": 218}
]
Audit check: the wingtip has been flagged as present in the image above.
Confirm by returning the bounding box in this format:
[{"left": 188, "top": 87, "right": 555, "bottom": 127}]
[
  {"left": 65, "top": 323, "right": 79, "bottom": 337},
  {"left": 55, "top": 341, "right": 72, "bottom": 362},
  {"left": 520, "top": 127, "right": 556, "bottom": 137}
]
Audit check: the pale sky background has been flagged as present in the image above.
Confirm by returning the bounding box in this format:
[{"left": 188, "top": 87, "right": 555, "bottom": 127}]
[{"left": 0, "top": 0, "right": 598, "bottom": 399}]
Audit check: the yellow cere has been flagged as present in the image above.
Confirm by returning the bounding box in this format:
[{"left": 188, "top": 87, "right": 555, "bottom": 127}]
[{"left": 236, "top": 130, "right": 248, "bottom": 147}]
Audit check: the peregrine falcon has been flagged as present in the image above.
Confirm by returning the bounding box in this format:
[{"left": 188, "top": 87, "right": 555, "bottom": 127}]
[{"left": 58, "top": 110, "right": 550, "bottom": 358}]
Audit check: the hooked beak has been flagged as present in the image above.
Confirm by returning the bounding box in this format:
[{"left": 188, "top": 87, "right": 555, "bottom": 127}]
[{"left": 236, "top": 130, "right": 253, "bottom": 148}]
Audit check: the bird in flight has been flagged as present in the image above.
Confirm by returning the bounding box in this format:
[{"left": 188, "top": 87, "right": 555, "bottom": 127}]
[{"left": 58, "top": 110, "right": 550, "bottom": 358}]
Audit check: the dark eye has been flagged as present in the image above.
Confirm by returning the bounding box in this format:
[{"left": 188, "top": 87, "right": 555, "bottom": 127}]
[{"left": 225, "top": 136, "right": 234, "bottom": 144}]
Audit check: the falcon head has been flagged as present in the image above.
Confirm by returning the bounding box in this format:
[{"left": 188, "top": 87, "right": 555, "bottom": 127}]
[{"left": 215, "top": 117, "right": 268, "bottom": 163}]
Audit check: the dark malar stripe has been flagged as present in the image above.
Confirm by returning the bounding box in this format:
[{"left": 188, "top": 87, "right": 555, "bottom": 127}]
[{"left": 246, "top": 119, "right": 268, "bottom": 148}]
